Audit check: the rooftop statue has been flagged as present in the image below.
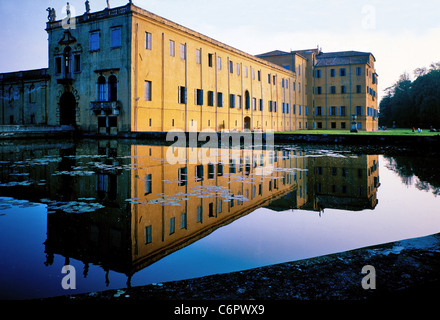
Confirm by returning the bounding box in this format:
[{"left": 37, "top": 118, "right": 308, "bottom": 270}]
[{"left": 46, "top": 7, "right": 56, "bottom": 22}]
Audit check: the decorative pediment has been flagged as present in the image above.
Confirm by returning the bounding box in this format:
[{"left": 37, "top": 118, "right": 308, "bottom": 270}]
[{"left": 58, "top": 30, "right": 77, "bottom": 45}]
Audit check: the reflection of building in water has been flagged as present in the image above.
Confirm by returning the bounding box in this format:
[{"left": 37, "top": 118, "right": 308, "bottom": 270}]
[
  {"left": 129, "top": 145, "right": 308, "bottom": 272},
  {"left": 0, "top": 142, "right": 378, "bottom": 283},
  {"left": 305, "top": 154, "right": 380, "bottom": 212}
]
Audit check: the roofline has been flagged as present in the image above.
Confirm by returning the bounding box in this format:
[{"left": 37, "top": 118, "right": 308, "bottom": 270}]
[{"left": 131, "top": 5, "right": 295, "bottom": 75}]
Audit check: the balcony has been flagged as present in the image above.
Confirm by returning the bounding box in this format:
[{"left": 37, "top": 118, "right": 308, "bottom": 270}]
[{"left": 91, "top": 101, "right": 120, "bottom": 115}]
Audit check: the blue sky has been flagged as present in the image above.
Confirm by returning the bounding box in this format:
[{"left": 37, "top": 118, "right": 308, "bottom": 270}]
[{"left": 1, "top": 0, "right": 440, "bottom": 100}]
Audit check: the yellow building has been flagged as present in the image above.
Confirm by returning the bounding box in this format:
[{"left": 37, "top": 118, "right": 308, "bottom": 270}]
[
  {"left": 0, "top": 2, "right": 378, "bottom": 134},
  {"left": 258, "top": 49, "right": 379, "bottom": 131}
]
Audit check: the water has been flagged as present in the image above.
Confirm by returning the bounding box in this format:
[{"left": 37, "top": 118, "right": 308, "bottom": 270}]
[{"left": 0, "top": 139, "right": 439, "bottom": 300}]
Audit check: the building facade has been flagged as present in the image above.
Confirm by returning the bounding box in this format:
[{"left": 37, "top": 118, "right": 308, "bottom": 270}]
[
  {"left": 0, "top": 2, "right": 378, "bottom": 134},
  {"left": 257, "top": 49, "right": 379, "bottom": 131}
]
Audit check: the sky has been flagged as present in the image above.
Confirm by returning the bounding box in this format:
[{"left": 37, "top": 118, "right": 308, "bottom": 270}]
[{"left": 1, "top": 0, "right": 440, "bottom": 102}]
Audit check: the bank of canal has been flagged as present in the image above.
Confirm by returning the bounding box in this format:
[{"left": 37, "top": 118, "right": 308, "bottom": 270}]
[{"left": 44, "top": 232, "right": 440, "bottom": 302}]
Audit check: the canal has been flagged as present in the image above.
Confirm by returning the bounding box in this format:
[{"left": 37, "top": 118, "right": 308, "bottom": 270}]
[{"left": 0, "top": 139, "right": 439, "bottom": 300}]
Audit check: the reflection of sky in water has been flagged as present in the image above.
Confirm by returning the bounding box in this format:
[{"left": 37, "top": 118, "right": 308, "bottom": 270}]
[{"left": 1, "top": 151, "right": 440, "bottom": 299}]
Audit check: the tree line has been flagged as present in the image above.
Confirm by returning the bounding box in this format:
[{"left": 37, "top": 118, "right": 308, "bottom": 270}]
[{"left": 379, "top": 62, "right": 440, "bottom": 129}]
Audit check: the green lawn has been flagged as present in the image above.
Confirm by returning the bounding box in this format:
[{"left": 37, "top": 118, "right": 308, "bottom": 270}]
[{"left": 275, "top": 128, "right": 440, "bottom": 136}]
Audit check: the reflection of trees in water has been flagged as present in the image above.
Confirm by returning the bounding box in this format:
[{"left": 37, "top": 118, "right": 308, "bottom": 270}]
[{"left": 385, "top": 155, "right": 440, "bottom": 196}]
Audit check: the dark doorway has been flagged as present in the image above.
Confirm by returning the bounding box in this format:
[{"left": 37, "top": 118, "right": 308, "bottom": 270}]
[
  {"left": 244, "top": 116, "right": 251, "bottom": 130},
  {"left": 59, "top": 92, "right": 76, "bottom": 126},
  {"left": 108, "top": 75, "right": 118, "bottom": 102}
]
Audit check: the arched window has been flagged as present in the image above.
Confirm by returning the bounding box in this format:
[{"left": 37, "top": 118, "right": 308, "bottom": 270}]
[
  {"left": 245, "top": 90, "right": 250, "bottom": 109},
  {"left": 108, "top": 75, "right": 118, "bottom": 102},
  {"left": 64, "top": 46, "right": 72, "bottom": 78},
  {"left": 98, "top": 76, "right": 107, "bottom": 101}
]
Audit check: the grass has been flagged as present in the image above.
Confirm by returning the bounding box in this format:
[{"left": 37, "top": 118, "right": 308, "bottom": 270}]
[{"left": 275, "top": 128, "right": 440, "bottom": 136}]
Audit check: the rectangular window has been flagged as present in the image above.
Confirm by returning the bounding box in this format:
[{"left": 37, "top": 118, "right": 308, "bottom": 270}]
[
  {"left": 208, "top": 163, "right": 215, "bottom": 179},
  {"left": 341, "top": 122, "right": 346, "bottom": 129},
  {"left": 196, "top": 164, "right": 204, "bottom": 181},
  {"left": 217, "top": 162, "right": 224, "bottom": 176},
  {"left": 340, "top": 68, "right": 346, "bottom": 76},
  {"left": 229, "top": 94, "right": 235, "bottom": 108},
  {"left": 73, "top": 55, "right": 81, "bottom": 73},
  {"left": 331, "top": 122, "right": 337, "bottom": 129},
  {"left": 90, "top": 31, "right": 100, "bottom": 51},
  {"left": 145, "top": 32, "right": 152, "bottom": 50},
  {"left": 356, "top": 85, "right": 362, "bottom": 93},
  {"left": 110, "top": 27, "right": 121, "bottom": 48},
  {"left": 208, "top": 53, "right": 213, "bottom": 67},
  {"left": 229, "top": 61, "right": 233, "bottom": 73},
  {"left": 330, "top": 86, "right": 336, "bottom": 94},
  {"left": 356, "top": 106, "right": 363, "bottom": 116},
  {"left": 217, "top": 56, "right": 221, "bottom": 70},
  {"left": 236, "top": 95, "right": 241, "bottom": 109},
  {"left": 356, "top": 67, "right": 362, "bottom": 76},
  {"left": 145, "top": 225, "right": 152, "bottom": 244},
  {"left": 236, "top": 63, "right": 240, "bottom": 75},
  {"left": 330, "top": 106, "right": 337, "bottom": 116},
  {"left": 330, "top": 69, "right": 335, "bottom": 77},
  {"left": 178, "top": 86, "right": 187, "bottom": 104},
  {"left": 316, "top": 106, "right": 322, "bottom": 116},
  {"left": 316, "top": 86, "right": 322, "bottom": 94},
  {"left": 340, "top": 106, "right": 347, "bottom": 116},
  {"left": 268, "top": 74, "right": 271, "bottom": 84},
  {"left": 207, "top": 91, "right": 214, "bottom": 106},
  {"left": 144, "top": 174, "right": 152, "bottom": 195},
  {"left": 169, "top": 217, "right": 175, "bottom": 235},
  {"left": 144, "top": 81, "right": 152, "bottom": 101},
  {"left": 195, "top": 89, "right": 203, "bottom": 105},
  {"left": 169, "top": 40, "right": 175, "bottom": 56},
  {"left": 180, "top": 213, "right": 187, "bottom": 229},
  {"left": 259, "top": 99, "right": 263, "bottom": 111},
  {"left": 315, "top": 69, "right": 321, "bottom": 78},
  {"left": 197, "top": 206, "right": 203, "bottom": 223},
  {"left": 217, "top": 92, "right": 223, "bottom": 107},
  {"left": 55, "top": 57, "right": 62, "bottom": 75},
  {"left": 180, "top": 43, "right": 186, "bottom": 59},
  {"left": 178, "top": 167, "right": 187, "bottom": 186},
  {"left": 196, "top": 49, "right": 201, "bottom": 64}
]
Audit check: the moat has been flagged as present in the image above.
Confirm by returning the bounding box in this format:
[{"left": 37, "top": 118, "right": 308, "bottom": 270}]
[{"left": 0, "top": 139, "right": 439, "bottom": 300}]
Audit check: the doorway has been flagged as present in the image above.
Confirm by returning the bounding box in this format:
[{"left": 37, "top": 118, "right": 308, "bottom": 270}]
[
  {"left": 244, "top": 116, "right": 251, "bottom": 130},
  {"left": 59, "top": 92, "right": 76, "bottom": 126}
]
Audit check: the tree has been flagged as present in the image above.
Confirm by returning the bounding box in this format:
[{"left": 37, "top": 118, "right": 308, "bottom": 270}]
[{"left": 379, "top": 64, "right": 440, "bottom": 128}]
